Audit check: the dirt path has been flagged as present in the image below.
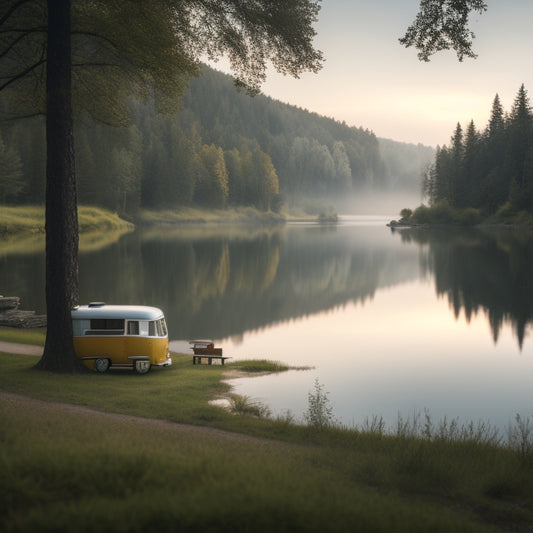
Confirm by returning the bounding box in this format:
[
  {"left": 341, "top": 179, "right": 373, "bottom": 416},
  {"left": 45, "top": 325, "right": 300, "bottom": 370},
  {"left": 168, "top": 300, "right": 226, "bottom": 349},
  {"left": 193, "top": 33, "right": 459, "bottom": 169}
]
[
  {"left": 0, "top": 341, "right": 282, "bottom": 445},
  {"left": 0, "top": 341, "right": 43, "bottom": 356},
  {"left": 0, "top": 390, "right": 284, "bottom": 446}
]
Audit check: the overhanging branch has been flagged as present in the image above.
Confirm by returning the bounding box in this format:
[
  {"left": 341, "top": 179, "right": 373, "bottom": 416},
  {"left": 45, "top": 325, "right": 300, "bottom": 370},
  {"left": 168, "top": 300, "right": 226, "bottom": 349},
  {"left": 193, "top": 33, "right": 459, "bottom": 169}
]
[{"left": 0, "top": 57, "right": 44, "bottom": 91}]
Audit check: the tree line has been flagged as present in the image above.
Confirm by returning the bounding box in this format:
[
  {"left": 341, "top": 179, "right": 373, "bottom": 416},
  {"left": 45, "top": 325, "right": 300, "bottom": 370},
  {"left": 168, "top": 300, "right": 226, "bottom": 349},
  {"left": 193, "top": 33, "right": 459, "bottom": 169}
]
[
  {"left": 1, "top": 66, "right": 432, "bottom": 215},
  {"left": 424, "top": 84, "right": 533, "bottom": 216}
]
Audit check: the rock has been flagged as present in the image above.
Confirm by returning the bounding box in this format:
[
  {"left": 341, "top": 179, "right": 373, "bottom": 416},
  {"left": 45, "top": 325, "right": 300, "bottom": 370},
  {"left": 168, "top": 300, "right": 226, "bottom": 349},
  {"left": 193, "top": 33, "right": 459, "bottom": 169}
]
[
  {"left": 0, "top": 297, "right": 47, "bottom": 328},
  {"left": 0, "top": 296, "right": 20, "bottom": 310}
]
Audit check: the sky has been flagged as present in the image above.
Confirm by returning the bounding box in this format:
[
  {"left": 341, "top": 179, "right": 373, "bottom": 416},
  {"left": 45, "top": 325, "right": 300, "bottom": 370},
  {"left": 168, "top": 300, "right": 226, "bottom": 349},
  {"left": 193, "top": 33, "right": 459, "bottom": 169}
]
[{"left": 210, "top": 1, "right": 533, "bottom": 147}]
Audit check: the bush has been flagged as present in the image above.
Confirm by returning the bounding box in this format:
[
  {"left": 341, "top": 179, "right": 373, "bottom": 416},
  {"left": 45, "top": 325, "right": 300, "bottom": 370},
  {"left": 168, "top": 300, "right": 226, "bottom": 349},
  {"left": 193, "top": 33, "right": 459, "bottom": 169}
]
[
  {"left": 399, "top": 208, "right": 412, "bottom": 221},
  {"left": 410, "top": 204, "right": 431, "bottom": 224},
  {"left": 454, "top": 207, "right": 482, "bottom": 226},
  {"left": 409, "top": 202, "right": 482, "bottom": 226},
  {"left": 304, "top": 378, "right": 336, "bottom": 428}
]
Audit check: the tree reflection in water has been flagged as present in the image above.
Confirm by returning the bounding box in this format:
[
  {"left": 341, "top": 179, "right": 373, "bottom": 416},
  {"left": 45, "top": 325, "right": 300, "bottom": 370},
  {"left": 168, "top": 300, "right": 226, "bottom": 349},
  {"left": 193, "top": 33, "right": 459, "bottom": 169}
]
[{"left": 395, "top": 227, "right": 533, "bottom": 349}]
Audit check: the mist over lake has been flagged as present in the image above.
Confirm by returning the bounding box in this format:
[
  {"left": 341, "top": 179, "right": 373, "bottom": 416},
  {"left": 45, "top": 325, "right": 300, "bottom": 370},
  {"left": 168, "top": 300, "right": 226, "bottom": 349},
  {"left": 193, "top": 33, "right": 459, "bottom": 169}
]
[{"left": 2, "top": 215, "right": 532, "bottom": 431}]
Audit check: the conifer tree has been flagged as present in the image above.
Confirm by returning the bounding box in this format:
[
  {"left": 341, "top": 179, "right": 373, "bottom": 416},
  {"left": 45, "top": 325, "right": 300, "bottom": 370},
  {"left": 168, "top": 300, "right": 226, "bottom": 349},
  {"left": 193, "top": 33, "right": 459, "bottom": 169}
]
[
  {"left": 450, "top": 122, "right": 464, "bottom": 207},
  {"left": 462, "top": 120, "right": 480, "bottom": 207},
  {"left": 505, "top": 84, "right": 532, "bottom": 209},
  {"left": 483, "top": 94, "right": 507, "bottom": 211}
]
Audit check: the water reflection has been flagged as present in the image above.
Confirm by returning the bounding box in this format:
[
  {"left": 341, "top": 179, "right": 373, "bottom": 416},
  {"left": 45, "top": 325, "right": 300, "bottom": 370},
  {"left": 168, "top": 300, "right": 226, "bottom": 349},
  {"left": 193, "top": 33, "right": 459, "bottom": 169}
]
[
  {"left": 395, "top": 227, "right": 533, "bottom": 348},
  {"left": 1, "top": 220, "right": 531, "bottom": 349},
  {"left": 3, "top": 217, "right": 533, "bottom": 427}
]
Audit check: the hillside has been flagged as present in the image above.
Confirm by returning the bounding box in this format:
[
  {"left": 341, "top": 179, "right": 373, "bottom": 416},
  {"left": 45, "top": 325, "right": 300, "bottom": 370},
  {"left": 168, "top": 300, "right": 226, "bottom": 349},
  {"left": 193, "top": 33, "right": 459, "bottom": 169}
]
[{"left": 1, "top": 65, "right": 434, "bottom": 214}]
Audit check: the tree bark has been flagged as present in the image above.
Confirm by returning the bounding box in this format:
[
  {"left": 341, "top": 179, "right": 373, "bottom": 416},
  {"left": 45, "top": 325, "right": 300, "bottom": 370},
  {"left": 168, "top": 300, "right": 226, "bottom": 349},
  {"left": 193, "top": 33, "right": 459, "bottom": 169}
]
[{"left": 35, "top": 0, "right": 84, "bottom": 372}]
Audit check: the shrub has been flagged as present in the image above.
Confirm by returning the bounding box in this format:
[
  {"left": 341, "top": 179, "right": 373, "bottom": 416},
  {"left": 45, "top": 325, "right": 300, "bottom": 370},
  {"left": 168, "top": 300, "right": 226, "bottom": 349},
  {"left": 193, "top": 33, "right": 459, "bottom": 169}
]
[
  {"left": 454, "top": 207, "right": 482, "bottom": 226},
  {"left": 410, "top": 204, "right": 431, "bottom": 224},
  {"left": 304, "top": 378, "right": 336, "bottom": 428},
  {"left": 399, "top": 208, "right": 412, "bottom": 221}
]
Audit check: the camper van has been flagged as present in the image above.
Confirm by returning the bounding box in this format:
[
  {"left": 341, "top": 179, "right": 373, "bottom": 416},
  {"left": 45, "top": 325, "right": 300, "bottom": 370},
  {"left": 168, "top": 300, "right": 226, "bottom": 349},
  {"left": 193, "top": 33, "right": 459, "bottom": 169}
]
[{"left": 72, "top": 303, "right": 172, "bottom": 374}]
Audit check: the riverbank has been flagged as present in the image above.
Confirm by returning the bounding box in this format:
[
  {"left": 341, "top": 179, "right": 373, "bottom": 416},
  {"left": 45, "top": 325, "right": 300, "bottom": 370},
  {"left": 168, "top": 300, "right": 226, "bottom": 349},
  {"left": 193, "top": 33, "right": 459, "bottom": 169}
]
[
  {"left": 390, "top": 203, "right": 533, "bottom": 228},
  {"left": 1, "top": 328, "right": 533, "bottom": 531},
  {"left": 0, "top": 205, "right": 319, "bottom": 238},
  {"left": 0, "top": 205, "right": 133, "bottom": 236}
]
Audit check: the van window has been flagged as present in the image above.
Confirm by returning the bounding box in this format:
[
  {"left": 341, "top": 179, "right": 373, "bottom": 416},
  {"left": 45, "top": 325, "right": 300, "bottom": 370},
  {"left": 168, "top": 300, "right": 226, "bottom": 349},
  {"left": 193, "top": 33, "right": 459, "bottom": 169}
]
[
  {"left": 139, "top": 321, "right": 149, "bottom": 336},
  {"left": 148, "top": 319, "right": 167, "bottom": 337},
  {"left": 87, "top": 318, "right": 124, "bottom": 335},
  {"left": 127, "top": 321, "right": 139, "bottom": 335}
]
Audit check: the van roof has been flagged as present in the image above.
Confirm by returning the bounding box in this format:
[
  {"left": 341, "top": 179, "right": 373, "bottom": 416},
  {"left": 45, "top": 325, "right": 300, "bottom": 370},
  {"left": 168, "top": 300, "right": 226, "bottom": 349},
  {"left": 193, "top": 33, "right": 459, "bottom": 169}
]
[{"left": 72, "top": 304, "right": 165, "bottom": 321}]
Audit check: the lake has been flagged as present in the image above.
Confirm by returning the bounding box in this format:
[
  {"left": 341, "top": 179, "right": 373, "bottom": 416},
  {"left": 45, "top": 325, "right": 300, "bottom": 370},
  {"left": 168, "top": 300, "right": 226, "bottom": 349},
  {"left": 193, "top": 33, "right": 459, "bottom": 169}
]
[{"left": 2, "top": 215, "right": 532, "bottom": 431}]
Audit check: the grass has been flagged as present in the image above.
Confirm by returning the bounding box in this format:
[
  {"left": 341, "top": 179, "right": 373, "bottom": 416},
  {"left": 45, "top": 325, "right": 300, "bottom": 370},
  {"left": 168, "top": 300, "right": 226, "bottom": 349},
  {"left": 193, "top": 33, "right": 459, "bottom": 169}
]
[
  {"left": 139, "top": 206, "right": 285, "bottom": 225},
  {"left": 230, "top": 358, "right": 292, "bottom": 373},
  {"left": 0, "top": 205, "right": 132, "bottom": 237},
  {"left": 1, "top": 333, "right": 533, "bottom": 531},
  {"left": 0, "top": 327, "right": 46, "bottom": 346}
]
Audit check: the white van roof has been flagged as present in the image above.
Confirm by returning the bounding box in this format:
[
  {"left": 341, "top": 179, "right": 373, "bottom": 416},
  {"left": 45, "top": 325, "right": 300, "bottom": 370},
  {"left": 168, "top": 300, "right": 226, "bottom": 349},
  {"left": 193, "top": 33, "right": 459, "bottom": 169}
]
[{"left": 72, "top": 303, "right": 165, "bottom": 321}]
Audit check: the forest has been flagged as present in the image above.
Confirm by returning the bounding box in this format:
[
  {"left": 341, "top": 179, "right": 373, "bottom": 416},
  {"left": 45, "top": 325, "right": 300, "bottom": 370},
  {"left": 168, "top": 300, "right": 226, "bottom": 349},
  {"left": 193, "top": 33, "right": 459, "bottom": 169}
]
[
  {"left": 0, "top": 65, "right": 433, "bottom": 216},
  {"left": 424, "top": 84, "right": 533, "bottom": 217}
]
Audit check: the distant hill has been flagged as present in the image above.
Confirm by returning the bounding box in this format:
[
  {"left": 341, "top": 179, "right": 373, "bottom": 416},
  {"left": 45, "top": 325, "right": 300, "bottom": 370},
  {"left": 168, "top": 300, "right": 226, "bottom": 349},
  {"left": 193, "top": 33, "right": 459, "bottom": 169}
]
[
  {"left": 1, "top": 65, "right": 434, "bottom": 214},
  {"left": 181, "top": 66, "right": 434, "bottom": 199}
]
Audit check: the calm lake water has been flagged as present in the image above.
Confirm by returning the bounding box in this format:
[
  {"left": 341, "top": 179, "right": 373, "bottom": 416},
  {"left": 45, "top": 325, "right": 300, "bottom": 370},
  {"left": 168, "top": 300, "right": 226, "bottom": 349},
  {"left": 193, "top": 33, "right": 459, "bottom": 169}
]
[{"left": 2, "top": 215, "right": 532, "bottom": 430}]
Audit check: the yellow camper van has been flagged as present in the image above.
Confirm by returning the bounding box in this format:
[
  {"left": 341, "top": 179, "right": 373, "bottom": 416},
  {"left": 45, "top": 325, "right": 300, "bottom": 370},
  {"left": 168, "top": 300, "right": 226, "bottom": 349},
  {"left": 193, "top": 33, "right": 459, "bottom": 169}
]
[{"left": 72, "top": 303, "right": 172, "bottom": 374}]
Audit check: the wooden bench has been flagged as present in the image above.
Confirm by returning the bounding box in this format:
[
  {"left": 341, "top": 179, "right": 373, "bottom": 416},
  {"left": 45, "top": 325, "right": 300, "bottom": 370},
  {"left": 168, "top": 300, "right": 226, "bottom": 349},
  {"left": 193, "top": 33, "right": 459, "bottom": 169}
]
[{"left": 190, "top": 343, "right": 230, "bottom": 365}]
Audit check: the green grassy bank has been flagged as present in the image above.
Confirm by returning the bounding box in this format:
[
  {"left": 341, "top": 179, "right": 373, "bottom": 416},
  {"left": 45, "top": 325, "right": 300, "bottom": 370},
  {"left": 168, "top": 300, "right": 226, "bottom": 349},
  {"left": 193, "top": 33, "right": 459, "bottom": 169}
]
[
  {"left": 0, "top": 205, "right": 318, "bottom": 239},
  {"left": 139, "top": 206, "right": 287, "bottom": 225},
  {"left": 1, "top": 331, "right": 533, "bottom": 531},
  {"left": 0, "top": 205, "right": 133, "bottom": 236}
]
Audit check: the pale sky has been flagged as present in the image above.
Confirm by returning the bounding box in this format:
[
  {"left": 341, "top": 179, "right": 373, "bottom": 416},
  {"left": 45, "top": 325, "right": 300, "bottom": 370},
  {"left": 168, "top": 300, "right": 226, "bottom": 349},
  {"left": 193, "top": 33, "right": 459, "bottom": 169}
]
[{"left": 211, "top": 1, "right": 533, "bottom": 147}]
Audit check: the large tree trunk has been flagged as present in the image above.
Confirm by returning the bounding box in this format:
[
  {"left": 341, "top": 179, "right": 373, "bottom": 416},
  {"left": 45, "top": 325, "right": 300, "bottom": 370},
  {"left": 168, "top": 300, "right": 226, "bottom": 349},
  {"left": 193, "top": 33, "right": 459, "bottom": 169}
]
[{"left": 35, "top": 0, "right": 84, "bottom": 372}]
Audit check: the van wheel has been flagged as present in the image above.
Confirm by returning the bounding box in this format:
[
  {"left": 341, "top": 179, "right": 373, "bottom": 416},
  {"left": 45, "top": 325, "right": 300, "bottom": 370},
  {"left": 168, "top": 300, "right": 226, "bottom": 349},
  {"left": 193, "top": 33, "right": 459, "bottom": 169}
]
[
  {"left": 134, "top": 360, "right": 151, "bottom": 374},
  {"left": 94, "top": 358, "right": 110, "bottom": 373}
]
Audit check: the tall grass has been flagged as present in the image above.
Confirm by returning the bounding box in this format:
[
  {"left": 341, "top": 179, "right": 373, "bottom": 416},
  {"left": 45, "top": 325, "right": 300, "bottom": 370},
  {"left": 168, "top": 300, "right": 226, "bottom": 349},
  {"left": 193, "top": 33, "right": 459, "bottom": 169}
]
[
  {"left": 1, "top": 351, "right": 533, "bottom": 530},
  {"left": 2, "top": 393, "right": 498, "bottom": 533}
]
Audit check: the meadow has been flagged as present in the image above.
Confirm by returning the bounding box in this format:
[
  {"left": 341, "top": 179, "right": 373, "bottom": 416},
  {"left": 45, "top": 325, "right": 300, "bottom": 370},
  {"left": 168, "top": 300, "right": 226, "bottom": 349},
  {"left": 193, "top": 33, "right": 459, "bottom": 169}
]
[{"left": 1, "top": 328, "right": 533, "bottom": 532}]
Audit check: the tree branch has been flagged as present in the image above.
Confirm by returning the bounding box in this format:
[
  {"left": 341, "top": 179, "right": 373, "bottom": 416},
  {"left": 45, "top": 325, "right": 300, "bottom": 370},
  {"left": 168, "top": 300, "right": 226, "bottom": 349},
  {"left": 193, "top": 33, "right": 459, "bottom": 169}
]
[
  {"left": 0, "top": 0, "right": 36, "bottom": 27},
  {"left": 0, "top": 57, "right": 44, "bottom": 91},
  {"left": 0, "top": 28, "right": 45, "bottom": 59}
]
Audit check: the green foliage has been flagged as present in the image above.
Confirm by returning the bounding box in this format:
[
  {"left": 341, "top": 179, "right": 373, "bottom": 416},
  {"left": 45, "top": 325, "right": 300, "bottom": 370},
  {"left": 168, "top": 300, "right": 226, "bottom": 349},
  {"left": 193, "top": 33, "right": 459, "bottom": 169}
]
[
  {"left": 0, "top": 327, "right": 46, "bottom": 345},
  {"left": 399, "top": 207, "right": 412, "bottom": 220},
  {"left": 230, "top": 394, "right": 271, "bottom": 418},
  {"left": 425, "top": 85, "right": 533, "bottom": 216},
  {"left": 0, "top": 205, "right": 131, "bottom": 236},
  {"left": 408, "top": 202, "right": 482, "bottom": 226},
  {"left": 304, "top": 378, "right": 336, "bottom": 428},
  {"left": 1, "top": 0, "right": 323, "bottom": 120},
  {"left": 400, "top": 0, "right": 488, "bottom": 62},
  {"left": 1, "top": 65, "right": 393, "bottom": 215},
  {"left": 508, "top": 414, "right": 533, "bottom": 459},
  {"left": 230, "top": 359, "right": 290, "bottom": 373}
]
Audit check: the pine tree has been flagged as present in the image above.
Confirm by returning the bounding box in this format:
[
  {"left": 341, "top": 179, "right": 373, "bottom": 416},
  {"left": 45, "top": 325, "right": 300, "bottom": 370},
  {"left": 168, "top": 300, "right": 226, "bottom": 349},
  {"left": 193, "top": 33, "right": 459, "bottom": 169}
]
[
  {"left": 504, "top": 84, "right": 532, "bottom": 210},
  {"left": 483, "top": 94, "right": 508, "bottom": 212},
  {"left": 450, "top": 123, "right": 464, "bottom": 207},
  {"left": 462, "top": 120, "right": 481, "bottom": 207}
]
